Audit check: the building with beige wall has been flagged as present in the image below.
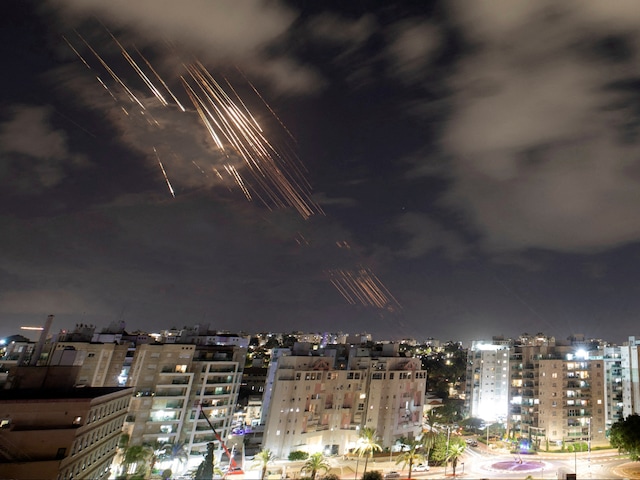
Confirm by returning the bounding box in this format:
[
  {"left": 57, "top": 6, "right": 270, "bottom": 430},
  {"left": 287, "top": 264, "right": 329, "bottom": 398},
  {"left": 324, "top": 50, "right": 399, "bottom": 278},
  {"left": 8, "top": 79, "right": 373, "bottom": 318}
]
[
  {"left": 509, "top": 340, "right": 607, "bottom": 446},
  {"left": 262, "top": 345, "right": 426, "bottom": 458},
  {"left": 0, "top": 386, "right": 132, "bottom": 480},
  {"left": 122, "top": 342, "right": 245, "bottom": 472}
]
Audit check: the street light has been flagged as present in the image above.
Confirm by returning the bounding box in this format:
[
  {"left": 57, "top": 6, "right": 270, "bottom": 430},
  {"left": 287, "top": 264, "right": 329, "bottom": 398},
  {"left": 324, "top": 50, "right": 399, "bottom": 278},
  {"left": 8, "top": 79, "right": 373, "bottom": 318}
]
[
  {"left": 587, "top": 417, "right": 592, "bottom": 474},
  {"left": 445, "top": 426, "right": 451, "bottom": 476}
]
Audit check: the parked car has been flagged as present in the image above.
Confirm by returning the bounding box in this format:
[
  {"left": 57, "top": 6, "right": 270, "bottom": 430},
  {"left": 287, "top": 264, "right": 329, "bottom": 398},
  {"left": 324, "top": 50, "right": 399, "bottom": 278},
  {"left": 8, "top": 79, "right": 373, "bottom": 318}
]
[
  {"left": 384, "top": 472, "right": 401, "bottom": 479},
  {"left": 413, "top": 464, "right": 430, "bottom": 472}
]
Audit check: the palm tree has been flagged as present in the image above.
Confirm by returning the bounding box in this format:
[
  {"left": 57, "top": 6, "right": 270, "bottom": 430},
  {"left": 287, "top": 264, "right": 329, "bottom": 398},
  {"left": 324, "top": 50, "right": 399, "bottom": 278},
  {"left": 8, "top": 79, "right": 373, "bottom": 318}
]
[
  {"left": 354, "top": 427, "right": 382, "bottom": 475},
  {"left": 252, "top": 448, "right": 274, "bottom": 480},
  {"left": 301, "top": 452, "right": 331, "bottom": 480},
  {"left": 396, "top": 436, "right": 409, "bottom": 453},
  {"left": 122, "top": 444, "right": 154, "bottom": 477},
  {"left": 425, "top": 409, "right": 438, "bottom": 429},
  {"left": 445, "top": 443, "right": 465, "bottom": 477},
  {"left": 420, "top": 431, "right": 437, "bottom": 467},
  {"left": 159, "top": 441, "right": 189, "bottom": 476},
  {"left": 395, "top": 440, "right": 426, "bottom": 480}
]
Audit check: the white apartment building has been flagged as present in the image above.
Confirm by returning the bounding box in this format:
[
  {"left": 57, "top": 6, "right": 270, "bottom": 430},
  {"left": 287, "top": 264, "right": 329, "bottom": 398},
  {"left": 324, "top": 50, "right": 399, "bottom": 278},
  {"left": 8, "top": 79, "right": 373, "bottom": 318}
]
[
  {"left": 262, "top": 345, "right": 426, "bottom": 458},
  {"left": 465, "top": 339, "right": 511, "bottom": 422},
  {"left": 466, "top": 335, "right": 617, "bottom": 445},
  {"left": 123, "top": 343, "right": 245, "bottom": 472},
  {"left": 601, "top": 345, "right": 624, "bottom": 431},
  {"left": 621, "top": 336, "right": 640, "bottom": 418}
]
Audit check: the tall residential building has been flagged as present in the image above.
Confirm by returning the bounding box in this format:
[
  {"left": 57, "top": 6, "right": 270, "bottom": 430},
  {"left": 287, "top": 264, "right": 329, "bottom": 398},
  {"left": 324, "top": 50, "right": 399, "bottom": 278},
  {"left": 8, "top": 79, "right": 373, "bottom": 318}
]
[
  {"left": 123, "top": 342, "right": 245, "bottom": 472},
  {"left": 601, "top": 345, "right": 624, "bottom": 431},
  {"left": 262, "top": 344, "right": 426, "bottom": 458},
  {"left": 508, "top": 338, "right": 607, "bottom": 446},
  {"left": 465, "top": 333, "right": 616, "bottom": 445},
  {"left": 465, "top": 338, "right": 512, "bottom": 422},
  {"left": 621, "top": 336, "right": 640, "bottom": 417}
]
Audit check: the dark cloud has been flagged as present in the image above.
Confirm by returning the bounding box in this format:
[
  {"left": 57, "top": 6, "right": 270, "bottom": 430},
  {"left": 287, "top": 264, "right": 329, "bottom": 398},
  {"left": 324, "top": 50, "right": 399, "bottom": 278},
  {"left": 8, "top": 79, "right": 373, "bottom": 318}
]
[
  {"left": 4, "top": 0, "right": 640, "bottom": 344},
  {"left": 439, "top": 0, "right": 640, "bottom": 252}
]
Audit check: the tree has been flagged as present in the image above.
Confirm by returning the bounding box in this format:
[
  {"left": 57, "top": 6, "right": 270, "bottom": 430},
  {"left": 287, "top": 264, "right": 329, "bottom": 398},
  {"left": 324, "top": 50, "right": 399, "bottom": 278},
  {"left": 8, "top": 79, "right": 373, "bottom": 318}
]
[
  {"left": 424, "top": 409, "right": 439, "bottom": 431},
  {"left": 431, "top": 435, "right": 464, "bottom": 466},
  {"left": 195, "top": 442, "right": 216, "bottom": 480},
  {"left": 362, "top": 472, "right": 383, "bottom": 480},
  {"left": 122, "top": 444, "right": 154, "bottom": 478},
  {"left": 159, "top": 442, "right": 189, "bottom": 475},
  {"left": 289, "top": 450, "right": 310, "bottom": 461},
  {"left": 354, "top": 427, "right": 382, "bottom": 475},
  {"left": 460, "top": 417, "right": 484, "bottom": 434},
  {"left": 252, "top": 448, "right": 275, "bottom": 480},
  {"left": 420, "top": 431, "right": 437, "bottom": 465},
  {"left": 610, "top": 414, "right": 640, "bottom": 461},
  {"left": 301, "top": 452, "right": 331, "bottom": 480},
  {"left": 395, "top": 439, "right": 426, "bottom": 479},
  {"left": 395, "top": 436, "right": 409, "bottom": 453},
  {"left": 445, "top": 443, "right": 466, "bottom": 476}
]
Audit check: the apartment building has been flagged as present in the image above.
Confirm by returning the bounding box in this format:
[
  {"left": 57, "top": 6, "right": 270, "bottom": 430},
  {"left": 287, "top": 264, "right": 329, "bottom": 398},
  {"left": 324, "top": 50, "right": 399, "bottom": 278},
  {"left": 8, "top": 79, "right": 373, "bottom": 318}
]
[
  {"left": 122, "top": 342, "right": 245, "bottom": 472},
  {"left": 601, "top": 345, "right": 624, "bottom": 431},
  {"left": 262, "top": 344, "right": 426, "bottom": 458},
  {"left": 48, "top": 341, "right": 131, "bottom": 387},
  {"left": 464, "top": 334, "right": 617, "bottom": 446},
  {"left": 465, "top": 338, "right": 511, "bottom": 422},
  {"left": 509, "top": 339, "right": 607, "bottom": 445},
  {"left": 0, "top": 385, "right": 132, "bottom": 480},
  {"left": 621, "top": 336, "right": 640, "bottom": 418}
]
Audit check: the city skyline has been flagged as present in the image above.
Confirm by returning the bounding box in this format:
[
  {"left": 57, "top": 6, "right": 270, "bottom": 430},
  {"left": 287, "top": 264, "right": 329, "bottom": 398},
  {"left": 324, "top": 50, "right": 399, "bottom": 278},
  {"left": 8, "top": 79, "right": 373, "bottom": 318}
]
[{"left": 3, "top": 1, "right": 640, "bottom": 343}]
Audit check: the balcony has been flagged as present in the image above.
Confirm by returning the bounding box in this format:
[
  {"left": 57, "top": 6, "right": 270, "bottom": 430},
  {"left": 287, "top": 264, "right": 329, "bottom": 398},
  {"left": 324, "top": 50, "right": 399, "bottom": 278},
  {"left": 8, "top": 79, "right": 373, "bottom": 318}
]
[{"left": 154, "top": 389, "right": 187, "bottom": 397}]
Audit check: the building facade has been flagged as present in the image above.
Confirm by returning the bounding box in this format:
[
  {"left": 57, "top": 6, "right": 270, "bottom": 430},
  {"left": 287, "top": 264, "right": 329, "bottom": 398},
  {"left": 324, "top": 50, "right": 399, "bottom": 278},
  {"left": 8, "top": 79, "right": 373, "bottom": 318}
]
[
  {"left": 0, "top": 386, "right": 132, "bottom": 480},
  {"left": 262, "top": 345, "right": 426, "bottom": 458},
  {"left": 122, "top": 342, "right": 245, "bottom": 472},
  {"left": 465, "top": 339, "right": 511, "bottom": 422}
]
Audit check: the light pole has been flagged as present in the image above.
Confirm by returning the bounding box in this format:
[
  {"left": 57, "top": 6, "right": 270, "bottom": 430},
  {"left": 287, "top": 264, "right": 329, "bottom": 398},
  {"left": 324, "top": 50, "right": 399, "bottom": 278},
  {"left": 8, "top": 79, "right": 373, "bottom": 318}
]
[
  {"left": 445, "top": 426, "right": 451, "bottom": 476},
  {"left": 588, "top": 417, "right": 592, "bottom": 475}
]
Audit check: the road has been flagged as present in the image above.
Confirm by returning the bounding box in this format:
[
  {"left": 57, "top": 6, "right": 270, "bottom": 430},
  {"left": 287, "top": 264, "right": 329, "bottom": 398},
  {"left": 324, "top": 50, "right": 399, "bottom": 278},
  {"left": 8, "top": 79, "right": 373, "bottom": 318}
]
[
  {"left": 322, "top": 446, "right": 635, "bottom": 479},
  {"left": 238, "top": 447, "right": 638, "bottom": 480}
]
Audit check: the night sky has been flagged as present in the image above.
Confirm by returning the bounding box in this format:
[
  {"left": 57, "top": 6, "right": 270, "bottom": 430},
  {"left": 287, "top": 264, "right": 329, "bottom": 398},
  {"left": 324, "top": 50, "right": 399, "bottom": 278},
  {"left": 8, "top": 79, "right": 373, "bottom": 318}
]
[{"left": 3, "top": 0, "right": 640, "bottom": 344}]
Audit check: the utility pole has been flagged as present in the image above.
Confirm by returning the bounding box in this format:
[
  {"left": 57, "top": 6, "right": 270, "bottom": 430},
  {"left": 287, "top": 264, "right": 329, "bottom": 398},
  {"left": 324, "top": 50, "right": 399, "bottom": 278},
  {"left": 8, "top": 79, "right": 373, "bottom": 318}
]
[
  {"left": 588, "top": 417, "right": 592, "bottom": 475},
  {"left": 445, "top": 426, "right": 451, "bottom": 476}
]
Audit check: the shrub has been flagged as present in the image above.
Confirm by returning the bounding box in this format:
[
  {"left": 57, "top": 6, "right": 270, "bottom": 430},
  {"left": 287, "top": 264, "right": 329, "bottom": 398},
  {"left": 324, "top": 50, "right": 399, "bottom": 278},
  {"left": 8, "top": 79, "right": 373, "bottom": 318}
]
[
  {"left": 289, "top": 450, "right": 310, "bottom": 461},
  {"left": 362, "top": 471, "right": 383, "bottom": 480}
]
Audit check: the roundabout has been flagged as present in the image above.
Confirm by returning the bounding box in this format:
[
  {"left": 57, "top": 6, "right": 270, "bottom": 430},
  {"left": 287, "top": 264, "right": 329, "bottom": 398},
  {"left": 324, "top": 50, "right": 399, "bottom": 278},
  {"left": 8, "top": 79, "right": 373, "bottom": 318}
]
[{"left": 488, "top": 459, "right": 548, "bottom": 473}]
